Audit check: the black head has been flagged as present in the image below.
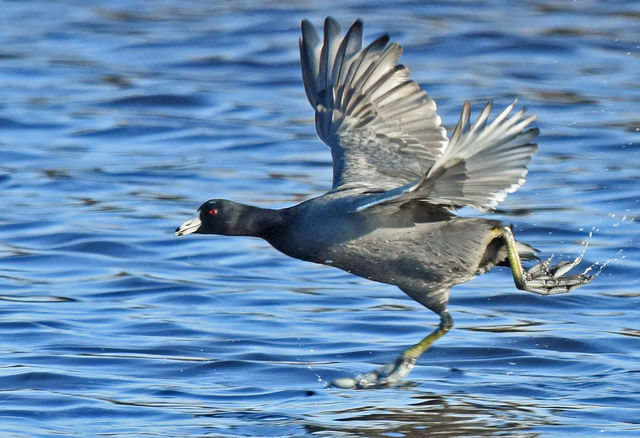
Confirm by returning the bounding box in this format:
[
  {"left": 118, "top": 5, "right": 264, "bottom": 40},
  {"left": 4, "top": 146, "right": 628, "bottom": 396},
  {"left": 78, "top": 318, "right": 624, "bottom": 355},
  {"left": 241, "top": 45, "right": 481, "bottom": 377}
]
[{"left": 175, "top": 199, "right": 260, "bottom": 237}]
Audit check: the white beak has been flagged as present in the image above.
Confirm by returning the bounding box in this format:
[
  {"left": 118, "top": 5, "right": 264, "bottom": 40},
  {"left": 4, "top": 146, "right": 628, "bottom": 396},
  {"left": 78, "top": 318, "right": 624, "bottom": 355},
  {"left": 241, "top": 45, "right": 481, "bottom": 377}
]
[{"left": 175, "top": 217, "right": 202, "bottom": 236}]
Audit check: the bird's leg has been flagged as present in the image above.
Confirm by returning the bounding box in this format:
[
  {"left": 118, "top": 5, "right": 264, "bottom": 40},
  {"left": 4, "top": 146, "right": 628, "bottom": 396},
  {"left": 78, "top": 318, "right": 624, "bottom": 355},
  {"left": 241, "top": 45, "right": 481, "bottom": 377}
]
[
  {"left": 499, "top": 226, "right": 593, "bottom": 295},
  {"left": 331, "top": 310, "right": 453, "bottom": 389}
]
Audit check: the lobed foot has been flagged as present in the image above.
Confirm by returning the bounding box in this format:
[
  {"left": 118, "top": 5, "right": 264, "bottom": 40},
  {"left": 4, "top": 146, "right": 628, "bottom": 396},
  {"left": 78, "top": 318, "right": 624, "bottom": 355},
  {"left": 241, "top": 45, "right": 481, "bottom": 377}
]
[
  {"left": 330, "top": 311, "right": 453, "bottom": 389},
  {"left": 519, "top": 254, "right": 594, "bottom": 295},
  {"left": 330, "top": 357, "right": 416, "bottom": 389},
  {"left": 500, "top": 226, "right": 594, "bottom": 295}
]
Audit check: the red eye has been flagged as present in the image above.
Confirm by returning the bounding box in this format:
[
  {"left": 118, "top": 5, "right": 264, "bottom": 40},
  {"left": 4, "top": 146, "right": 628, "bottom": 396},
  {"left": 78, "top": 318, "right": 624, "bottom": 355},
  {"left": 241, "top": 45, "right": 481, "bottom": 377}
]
[{"left": 208, "top": 208, "right": 218, "bottom": 216}]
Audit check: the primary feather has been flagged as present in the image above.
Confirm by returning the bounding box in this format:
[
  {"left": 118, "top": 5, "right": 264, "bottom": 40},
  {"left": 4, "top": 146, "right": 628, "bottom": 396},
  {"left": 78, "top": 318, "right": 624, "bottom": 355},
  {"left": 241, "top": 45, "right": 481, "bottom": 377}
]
[{"left": 299, "top": 18, "right": 538, "bottom": 212}]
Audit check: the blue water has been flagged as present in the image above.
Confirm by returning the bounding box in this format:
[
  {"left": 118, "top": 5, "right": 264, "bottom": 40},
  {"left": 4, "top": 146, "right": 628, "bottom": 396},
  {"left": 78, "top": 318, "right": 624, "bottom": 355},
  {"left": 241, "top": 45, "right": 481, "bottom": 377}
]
[{"left": 1, "top": 1, "right": 639, "bottom": 436}]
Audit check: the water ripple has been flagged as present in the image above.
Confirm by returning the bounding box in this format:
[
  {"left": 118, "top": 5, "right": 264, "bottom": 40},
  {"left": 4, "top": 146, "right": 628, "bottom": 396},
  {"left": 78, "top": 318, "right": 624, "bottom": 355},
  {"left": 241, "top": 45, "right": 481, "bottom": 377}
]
[{"left": 1, "top": 1, "right": 639, "bottom": 437}]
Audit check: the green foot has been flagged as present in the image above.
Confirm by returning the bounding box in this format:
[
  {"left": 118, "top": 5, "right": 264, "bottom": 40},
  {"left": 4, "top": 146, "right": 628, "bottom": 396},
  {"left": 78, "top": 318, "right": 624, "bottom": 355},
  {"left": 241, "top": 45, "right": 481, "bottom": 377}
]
[
  {"left": 330, "top": 311, "right": 453, "bottom": 389},
  {"left": 330, "top": 357, "right": 416, "bottom": 389}
]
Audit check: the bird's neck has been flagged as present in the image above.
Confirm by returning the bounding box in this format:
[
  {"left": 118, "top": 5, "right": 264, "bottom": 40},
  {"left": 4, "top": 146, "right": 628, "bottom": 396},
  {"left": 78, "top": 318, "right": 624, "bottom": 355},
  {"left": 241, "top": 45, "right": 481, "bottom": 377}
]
[{"left": 233, "top": 205, "right": 291, "bottom": 238}]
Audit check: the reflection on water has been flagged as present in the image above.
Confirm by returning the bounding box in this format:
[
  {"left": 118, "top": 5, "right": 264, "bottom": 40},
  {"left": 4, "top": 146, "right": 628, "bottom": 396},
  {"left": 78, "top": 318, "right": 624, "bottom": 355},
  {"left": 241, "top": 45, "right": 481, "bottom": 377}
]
[
  {"left": 1, "top": 0, "right": 639, "bottom": 437},
  {"left": 320, "top": 393, "right": 554, "bottom": 437}
]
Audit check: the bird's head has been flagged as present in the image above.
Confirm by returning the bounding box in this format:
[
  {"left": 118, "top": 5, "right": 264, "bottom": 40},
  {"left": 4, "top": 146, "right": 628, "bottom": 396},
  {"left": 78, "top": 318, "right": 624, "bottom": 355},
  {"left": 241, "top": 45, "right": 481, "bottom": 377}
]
[{"left": 175, "top": 199, "right": 245, "bottom": 236}]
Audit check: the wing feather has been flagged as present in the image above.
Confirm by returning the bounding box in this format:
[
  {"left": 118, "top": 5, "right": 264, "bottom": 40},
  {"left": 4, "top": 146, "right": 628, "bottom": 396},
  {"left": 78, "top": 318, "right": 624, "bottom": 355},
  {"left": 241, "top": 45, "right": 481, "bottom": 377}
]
[
  {"left": 350, "top": 101, "right": 539, "bottom": 212},
  {"left": 300, "top": 18, "right": 448, "bottom": 191},
  {"left": 420, "top": 100, "right": 538, "bottom": 210},
  {"left": 301, "top": 18, "right": 539, "bottom": 212}
]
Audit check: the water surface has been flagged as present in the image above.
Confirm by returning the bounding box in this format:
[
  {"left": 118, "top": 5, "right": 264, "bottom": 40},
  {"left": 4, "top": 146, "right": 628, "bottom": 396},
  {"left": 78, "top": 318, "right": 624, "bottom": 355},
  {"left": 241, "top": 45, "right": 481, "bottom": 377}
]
[{"left": 1, "top": 1, "right": 639, "bottom": 437}]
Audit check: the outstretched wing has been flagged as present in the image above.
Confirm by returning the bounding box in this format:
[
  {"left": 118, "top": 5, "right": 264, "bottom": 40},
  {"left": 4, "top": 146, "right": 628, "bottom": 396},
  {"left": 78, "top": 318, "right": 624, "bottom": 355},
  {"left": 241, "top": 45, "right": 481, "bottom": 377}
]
[
  {"left": 353, "top": 100, "right": 539, "bottom": 212},
  {"left": 420, "top": 100, "right": 538, "bottom": 210},
  {"left": 300, "top": 18, "right": 449, "bottom": 192},
  {"left": 301, "top": 18, "right": 539, "bottom": 212}
]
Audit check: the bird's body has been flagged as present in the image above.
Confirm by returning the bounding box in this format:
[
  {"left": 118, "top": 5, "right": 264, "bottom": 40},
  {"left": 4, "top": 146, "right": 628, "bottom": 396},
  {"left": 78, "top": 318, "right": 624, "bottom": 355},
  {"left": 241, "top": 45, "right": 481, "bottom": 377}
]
[
  {"left": 176, "top": 17, "right": 593, "bottom": 388},
  {"left": 264, "top": 196, "right": 506, "bottom": 313}
]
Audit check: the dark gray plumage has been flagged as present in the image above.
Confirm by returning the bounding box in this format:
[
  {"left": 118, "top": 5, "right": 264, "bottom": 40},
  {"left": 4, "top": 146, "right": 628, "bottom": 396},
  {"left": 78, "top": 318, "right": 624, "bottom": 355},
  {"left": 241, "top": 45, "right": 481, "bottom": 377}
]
[{"left": 176, "top": 18, "right": 593, "bottom": 388}]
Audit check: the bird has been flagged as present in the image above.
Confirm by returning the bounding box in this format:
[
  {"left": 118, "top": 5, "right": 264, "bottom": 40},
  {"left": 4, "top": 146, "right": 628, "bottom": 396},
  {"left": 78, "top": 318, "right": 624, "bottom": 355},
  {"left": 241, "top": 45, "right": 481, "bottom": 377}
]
[{"left": 176, "top": 17, "right": 593, "bottom": 389}]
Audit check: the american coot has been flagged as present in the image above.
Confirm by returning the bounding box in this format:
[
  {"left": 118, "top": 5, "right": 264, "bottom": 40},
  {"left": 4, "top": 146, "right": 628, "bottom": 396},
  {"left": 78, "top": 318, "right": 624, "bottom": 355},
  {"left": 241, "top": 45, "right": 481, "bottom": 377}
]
[{"left": 176, "top": 18, "right": 593, "bottom": 389}]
